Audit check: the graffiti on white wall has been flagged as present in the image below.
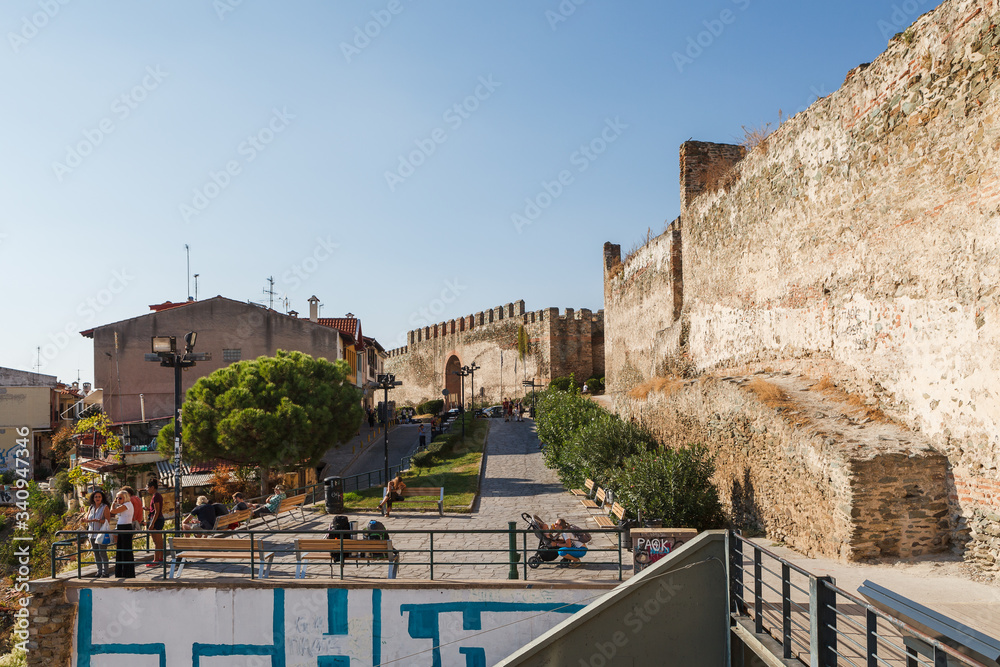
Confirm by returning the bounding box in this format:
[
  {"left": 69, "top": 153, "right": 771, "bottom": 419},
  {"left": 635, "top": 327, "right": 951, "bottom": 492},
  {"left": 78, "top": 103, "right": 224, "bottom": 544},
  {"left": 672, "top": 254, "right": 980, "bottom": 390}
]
[{"left": 73, "top": 586, "right": 592, "bottom": 667}]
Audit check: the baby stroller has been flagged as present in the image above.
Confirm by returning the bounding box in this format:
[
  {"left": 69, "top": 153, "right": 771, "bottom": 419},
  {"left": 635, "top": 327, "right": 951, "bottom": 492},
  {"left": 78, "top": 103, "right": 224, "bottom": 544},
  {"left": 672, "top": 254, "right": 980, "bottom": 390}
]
[{"left": 522, "top": 513, "right": 561, "bottom": 569}]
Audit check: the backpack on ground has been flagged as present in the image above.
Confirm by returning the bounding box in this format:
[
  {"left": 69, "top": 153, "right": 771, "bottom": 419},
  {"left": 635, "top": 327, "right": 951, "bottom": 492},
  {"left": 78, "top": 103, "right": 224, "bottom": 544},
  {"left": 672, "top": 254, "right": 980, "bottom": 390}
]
[
  {"left": 570, "top": 525, "right": 592, "bottom": 544},
  {"left": 365, "top": 519, "right": 389, "bottom": 541},
  {"left": 327, "top": 515, "right": 353, "bottom": 562}
]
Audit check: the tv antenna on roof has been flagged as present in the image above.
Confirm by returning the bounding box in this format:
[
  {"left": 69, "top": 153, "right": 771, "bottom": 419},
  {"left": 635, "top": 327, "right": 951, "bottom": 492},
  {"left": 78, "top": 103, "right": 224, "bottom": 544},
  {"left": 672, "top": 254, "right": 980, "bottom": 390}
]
[
  {"left": 185, "top": 244, "right": 191, "bottom": 300},
  {"left": 263, "top": 276, "right": 276, "bottom": 310}
]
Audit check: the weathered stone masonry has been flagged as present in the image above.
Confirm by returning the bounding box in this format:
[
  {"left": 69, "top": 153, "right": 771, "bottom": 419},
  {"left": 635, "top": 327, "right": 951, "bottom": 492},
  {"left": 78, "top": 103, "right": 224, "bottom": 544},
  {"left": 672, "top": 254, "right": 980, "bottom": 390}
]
[
  {"left": 605, "top": 0, "right": 1000, "bottom": 564},
  {"left": 385, "top": 300, "right": 604, "bottom": 407}
]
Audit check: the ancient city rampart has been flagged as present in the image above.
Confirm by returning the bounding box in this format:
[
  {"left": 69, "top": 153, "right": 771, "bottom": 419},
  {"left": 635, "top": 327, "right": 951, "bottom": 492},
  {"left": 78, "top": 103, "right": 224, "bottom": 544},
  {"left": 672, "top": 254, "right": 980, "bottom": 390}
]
[
  {"left": 385, "top": 300, "right": 604, "bottom": 407},
  {"left": 605, "top": 0, "right": 1000, "bottom": 565}
]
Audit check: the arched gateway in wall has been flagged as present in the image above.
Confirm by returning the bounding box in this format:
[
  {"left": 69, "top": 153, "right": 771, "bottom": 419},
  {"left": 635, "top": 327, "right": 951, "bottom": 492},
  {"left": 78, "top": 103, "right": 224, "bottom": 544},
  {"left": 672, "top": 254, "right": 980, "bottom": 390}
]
[{"left": 444, "top": 354, "right": 462, "bottom": 408}]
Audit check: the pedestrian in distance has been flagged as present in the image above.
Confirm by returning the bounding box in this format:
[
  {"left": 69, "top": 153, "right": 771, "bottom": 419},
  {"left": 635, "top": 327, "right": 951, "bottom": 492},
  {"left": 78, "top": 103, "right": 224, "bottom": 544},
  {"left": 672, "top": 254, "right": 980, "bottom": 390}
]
[
  {"left": 368, "top": 408, "right": 376, "bottom": 430},
  {"left": 122, "top": 486, "right": 143, "bottom": 531},
  {"left": 144, "top": 479, "right": 165, "bottom": 567},
  {"left": 110, "top": 489, "right": 136, "bottom": 578},
  {"left": 417, "top": 422, "right": 427, "bottom": 450},
  {"left": 84, "top": 490, "right": 112, "bottom": 577}
]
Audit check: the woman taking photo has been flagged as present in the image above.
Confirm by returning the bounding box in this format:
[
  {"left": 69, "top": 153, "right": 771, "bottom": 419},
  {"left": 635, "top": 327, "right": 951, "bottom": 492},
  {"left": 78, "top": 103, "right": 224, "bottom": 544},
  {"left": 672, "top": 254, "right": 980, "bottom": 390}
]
[
  {"left": 110, "top": 489, "right": 136, "bottom": 578},
  {"left": 84, "top": 490, "right": 112, "bottom": 577}
]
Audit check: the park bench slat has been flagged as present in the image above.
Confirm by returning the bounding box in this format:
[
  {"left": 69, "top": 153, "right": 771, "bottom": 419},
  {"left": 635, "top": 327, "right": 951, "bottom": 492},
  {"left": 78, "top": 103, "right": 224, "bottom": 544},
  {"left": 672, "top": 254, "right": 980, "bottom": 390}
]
[{"left": 294, "top": 538, "right": 398, "bottom": 579}]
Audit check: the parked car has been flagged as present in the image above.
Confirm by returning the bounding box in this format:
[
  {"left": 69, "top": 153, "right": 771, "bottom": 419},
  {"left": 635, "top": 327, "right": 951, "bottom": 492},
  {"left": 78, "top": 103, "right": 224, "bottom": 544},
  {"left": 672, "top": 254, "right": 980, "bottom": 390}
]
[{"left": 476, "top": 405, "right": 504, "bottom": 419}]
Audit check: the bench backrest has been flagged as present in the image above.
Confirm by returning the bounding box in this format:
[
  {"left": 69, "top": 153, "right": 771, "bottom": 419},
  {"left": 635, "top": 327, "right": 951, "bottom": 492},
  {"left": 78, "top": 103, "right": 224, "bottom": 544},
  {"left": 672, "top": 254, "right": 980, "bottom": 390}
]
[
  {"left": 171, "top": 537, "right": 263, "bottom": 551},
  {"left": 584, "top": 478, "right": 595, "bottom": 492},
  {"left": 401, "top": 487, "right": 443, "bottom": 497},
  {"left": 295, "top": 538, "right": 391, "bottom": 552},
  {"left": 595, "top": 488, "right": 607, "bottom": 504},
  {"left": 610, "top": 503, "right": 626, "bottom": 521},
  {"left": 277, "top": 494, "right": 307, "bottom": 511},
  {"left": 214, "top": 509, "right": 253, "bottom": 528}
]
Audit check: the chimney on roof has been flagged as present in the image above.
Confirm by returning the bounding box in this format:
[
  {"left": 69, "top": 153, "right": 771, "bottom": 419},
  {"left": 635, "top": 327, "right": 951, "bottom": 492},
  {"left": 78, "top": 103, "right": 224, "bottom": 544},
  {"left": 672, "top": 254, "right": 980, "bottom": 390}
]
[
  {"left": 308, "top": 296, "right": 320, "bottom": 322},
  {"left": 288, "top": 310, "right": 298, "bottom": 318},
  {"left": 72, "top": 381, "right": 79, "bottom": 390},
  {"left": 83, "top": 382, "right": 91, "bottom": 394}
]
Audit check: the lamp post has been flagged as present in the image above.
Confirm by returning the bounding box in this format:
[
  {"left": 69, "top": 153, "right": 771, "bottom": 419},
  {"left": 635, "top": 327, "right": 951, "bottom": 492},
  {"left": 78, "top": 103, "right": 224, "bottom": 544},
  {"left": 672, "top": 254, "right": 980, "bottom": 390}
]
[
  {"left": 466, "top": 362, "right": 480, "bottom": 413},
  {"left": 145, "top": 333, "right": 210, "bottom": 536},
  {"left": 522, "top": 379, "right": 542, "bottom": 418},
  {"left": 453, "top": 367, "right": 468, "bottom": 439},
  {"left": 376, "top": 374, "right": 402, "bottom": 488}
]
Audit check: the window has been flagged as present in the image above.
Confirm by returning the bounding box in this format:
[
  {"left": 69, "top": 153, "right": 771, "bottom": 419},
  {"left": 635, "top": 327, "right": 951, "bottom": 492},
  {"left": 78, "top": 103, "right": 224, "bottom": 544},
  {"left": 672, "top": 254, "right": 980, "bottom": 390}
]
[{"left": 223, "top": 348, "right": 242, "bottom": 362}]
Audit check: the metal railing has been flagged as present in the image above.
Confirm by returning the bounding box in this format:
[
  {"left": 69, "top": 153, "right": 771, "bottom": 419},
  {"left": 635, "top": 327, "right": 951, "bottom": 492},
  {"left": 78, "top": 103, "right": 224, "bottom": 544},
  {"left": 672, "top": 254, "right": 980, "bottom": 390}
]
[
  {"left": 52, "top": 525, "right": 625, "bottom": 581},
  {"left": 729, "top": 533, "right": 989, "bottom": 667}
]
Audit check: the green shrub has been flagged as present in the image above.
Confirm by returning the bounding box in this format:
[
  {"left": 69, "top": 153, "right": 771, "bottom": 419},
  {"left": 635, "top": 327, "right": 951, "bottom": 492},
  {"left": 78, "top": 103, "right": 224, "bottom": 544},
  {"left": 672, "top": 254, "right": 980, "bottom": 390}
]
[
  {"left": 548, "top": 376, "right": 574, "bottom": 391},
  {"left": 417, "top": 399, "right": 444, "bottom": 415},
  {"left": 559, "top": 413, "right": 658, "bottom": 488},
  {"left": 0, "top": 482, "right": 68, "bottom": 578},
  {"left": 534, "top": 388, "right": 604, "bottom": 475},
  {"left": 52, "top": 470, "right": 74, "bottom": 496},
  {"left": 584, "top": 377, "right": 603, "bottom": 392},
  {"left": 610, "top": 444, "right": 724, "bottom": 530}
]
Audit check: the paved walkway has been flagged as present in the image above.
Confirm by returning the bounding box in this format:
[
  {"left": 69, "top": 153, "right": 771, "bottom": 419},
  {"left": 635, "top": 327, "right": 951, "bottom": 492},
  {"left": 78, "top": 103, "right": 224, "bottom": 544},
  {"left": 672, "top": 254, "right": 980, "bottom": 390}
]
[{"left": 64, "top": 419, "right": 632, "bottom": 583}]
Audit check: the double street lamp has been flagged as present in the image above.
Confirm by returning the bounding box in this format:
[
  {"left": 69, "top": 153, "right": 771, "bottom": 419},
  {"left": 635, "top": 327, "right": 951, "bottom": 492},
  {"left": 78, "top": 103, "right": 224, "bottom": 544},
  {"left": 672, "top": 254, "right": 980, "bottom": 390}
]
[
  {"left": 466, "top": 362, "right": 480, "bottom": 413},
  {"left": 522, "top": 379, "right": 542, "bottom": 418},
  {"left": 453, "top": 367, "right": 469, "bottom": 438},
  {"left": 145, "top": 332, "right": 210, "bottom": 536},
  {"left": 375, "top": 374, "right": 402, "bottom": 489}
]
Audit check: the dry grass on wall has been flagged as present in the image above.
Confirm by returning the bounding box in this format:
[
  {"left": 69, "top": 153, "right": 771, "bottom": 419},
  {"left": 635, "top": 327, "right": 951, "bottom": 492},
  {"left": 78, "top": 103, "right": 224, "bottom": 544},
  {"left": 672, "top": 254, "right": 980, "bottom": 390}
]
[
  {"left": 628, "top": 376, "right": 684, "bottom": 400},
  {"left": 746, "top": 377, "right": 791, "bottom": 408},
  {"left": 808, "top": 374, "right": 899, "bottom": 426}
]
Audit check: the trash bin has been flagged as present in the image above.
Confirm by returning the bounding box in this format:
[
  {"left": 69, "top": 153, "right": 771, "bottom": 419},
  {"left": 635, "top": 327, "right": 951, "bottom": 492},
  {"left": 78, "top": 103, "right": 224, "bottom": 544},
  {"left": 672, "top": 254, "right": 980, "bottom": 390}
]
[{"left": 324, "top": 476, "right": 344, "bottom": 514}]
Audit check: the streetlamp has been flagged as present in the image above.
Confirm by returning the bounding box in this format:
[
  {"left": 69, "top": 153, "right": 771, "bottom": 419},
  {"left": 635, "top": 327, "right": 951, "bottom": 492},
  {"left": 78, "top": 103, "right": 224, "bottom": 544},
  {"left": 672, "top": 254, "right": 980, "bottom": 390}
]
[
  {"left": 144, "top": 332, "right": 210, "bottom": 536},
  {"left": 375, "top": 374, "right": 402, "bottom": 489},
  {"left": 522, "top": 379, "right": 542, "bottom": 418},
  {"left": 453, "top": 367, "right": 469, "bottom": 439},
  {"left": 467, "top": 362, "right": 480, "bottom": 413}
]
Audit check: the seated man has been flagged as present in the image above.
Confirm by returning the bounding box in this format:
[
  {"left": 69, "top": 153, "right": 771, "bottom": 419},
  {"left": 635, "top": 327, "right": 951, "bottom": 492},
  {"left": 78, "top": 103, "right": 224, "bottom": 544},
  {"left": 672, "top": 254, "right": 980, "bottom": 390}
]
[
  {"left": 226, "top": 493, "right": 250, "bottom": 530},
  {"left": 182, "top": 496, "right": 222, "bottom": 535},
  {"left": 551, "top": 518, "right": 587, "bottom": 568},
  {"left": 251, "top": 485, "right": 286, "bottom": 518}
]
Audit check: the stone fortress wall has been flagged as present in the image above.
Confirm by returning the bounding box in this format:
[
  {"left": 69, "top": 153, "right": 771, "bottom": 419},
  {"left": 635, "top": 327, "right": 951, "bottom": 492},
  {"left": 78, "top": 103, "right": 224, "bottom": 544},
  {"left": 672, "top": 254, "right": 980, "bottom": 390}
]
[
  {"left": 605, "top": 0, "right": 1000, "bottom": 564},
  {"left": 385, "top": 300, "right": 604, "bottom": 407}
]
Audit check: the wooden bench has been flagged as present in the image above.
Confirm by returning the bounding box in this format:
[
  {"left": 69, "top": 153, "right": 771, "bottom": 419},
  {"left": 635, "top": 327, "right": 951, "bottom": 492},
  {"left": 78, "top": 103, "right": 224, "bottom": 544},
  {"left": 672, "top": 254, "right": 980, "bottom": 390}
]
[
  {"left": 258, "top": 493, "right": 308, "bottom": 527},
  {"left": 593, "top": 502, "right": 626, "bottom": 528},
  {"left": 387, "top": 487, "right": 444, "bottom": 515},
  {"left": 211, "top": 508, "right": 253, "bottom": 531},
  {"left": 582, "top": 486, "right": 606, "bottom": 510},
  {"left": 571, "top": 478, "right": 595, "bottom": 498},
  {"left": 293, "top": 538, "right": 399, "bottom": 579},
  {"left": 168, "top": 537, "right": 274, "bottom": 579}
]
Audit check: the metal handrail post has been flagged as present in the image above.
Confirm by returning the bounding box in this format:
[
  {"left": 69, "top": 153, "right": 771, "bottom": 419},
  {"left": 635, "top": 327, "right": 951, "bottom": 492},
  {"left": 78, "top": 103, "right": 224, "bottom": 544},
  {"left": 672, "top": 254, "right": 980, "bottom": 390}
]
[
  {"left": 753, "top": 548, "right": 763, "bottom": 633},
  {"left": 617, "top": 530, "right": 623, "bottom": 582},
  {"left": 809, "top": 575, "right": 836, "bottom": 667},
  {"left": 250, "top": 529, "right": 255, "bottom": 580},
  {"left": 429, "top": 532, "right": 434, "bottom": 580},
  {"left": 730, "top": 532, "right": 746, "bottom": 615},
  {"left": 522, "top": 531, "right": 528, "bottom": 580},
  {"left": 782, "top": 562, "right": 792, "bottom": 659},
  {"left": 866, "top": 608, "right": 878, "bottom": 667},
  {"left": 507, "top": 522, "right": 518, "bottom": 580}
]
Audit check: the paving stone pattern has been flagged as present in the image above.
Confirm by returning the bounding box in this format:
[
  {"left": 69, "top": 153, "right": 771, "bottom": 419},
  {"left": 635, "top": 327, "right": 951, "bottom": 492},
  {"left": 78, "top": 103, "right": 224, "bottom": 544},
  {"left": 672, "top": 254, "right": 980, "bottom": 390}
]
[{"left": 66, "top": 420, "right": 631, "bottom": 583}]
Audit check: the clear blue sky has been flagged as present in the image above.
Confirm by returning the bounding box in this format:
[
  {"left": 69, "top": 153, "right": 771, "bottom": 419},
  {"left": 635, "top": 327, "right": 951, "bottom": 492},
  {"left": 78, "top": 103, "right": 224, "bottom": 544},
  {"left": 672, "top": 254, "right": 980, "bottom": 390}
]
[{"left": 0, "top": 0, "right": 938, "bottom": 384}]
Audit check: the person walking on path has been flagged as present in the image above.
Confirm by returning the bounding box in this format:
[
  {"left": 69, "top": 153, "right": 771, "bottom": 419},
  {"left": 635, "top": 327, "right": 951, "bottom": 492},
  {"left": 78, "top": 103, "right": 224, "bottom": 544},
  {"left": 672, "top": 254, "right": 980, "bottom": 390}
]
[
  {"left": 144, "top": 480, "right": 164, "bottom": 567},
  {"left": 110, "top": 489, "right": 136, "bottom": 578},
  {"left": 368, "top": 408, "right": 376, "bottom": 430},
  {"left": 84, "top": 490, "right": 112, "bottom": 577}
]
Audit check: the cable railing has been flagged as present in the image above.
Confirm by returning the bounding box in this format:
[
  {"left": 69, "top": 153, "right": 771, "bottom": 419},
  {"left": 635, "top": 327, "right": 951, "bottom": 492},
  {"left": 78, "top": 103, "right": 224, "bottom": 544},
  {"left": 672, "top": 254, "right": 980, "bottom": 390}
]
[
  {"left": 729, "top": 533, "right": 991, "bottom": 667},
  {"left": 51, "top": 525, "right": 625, "bottom": 582}
]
